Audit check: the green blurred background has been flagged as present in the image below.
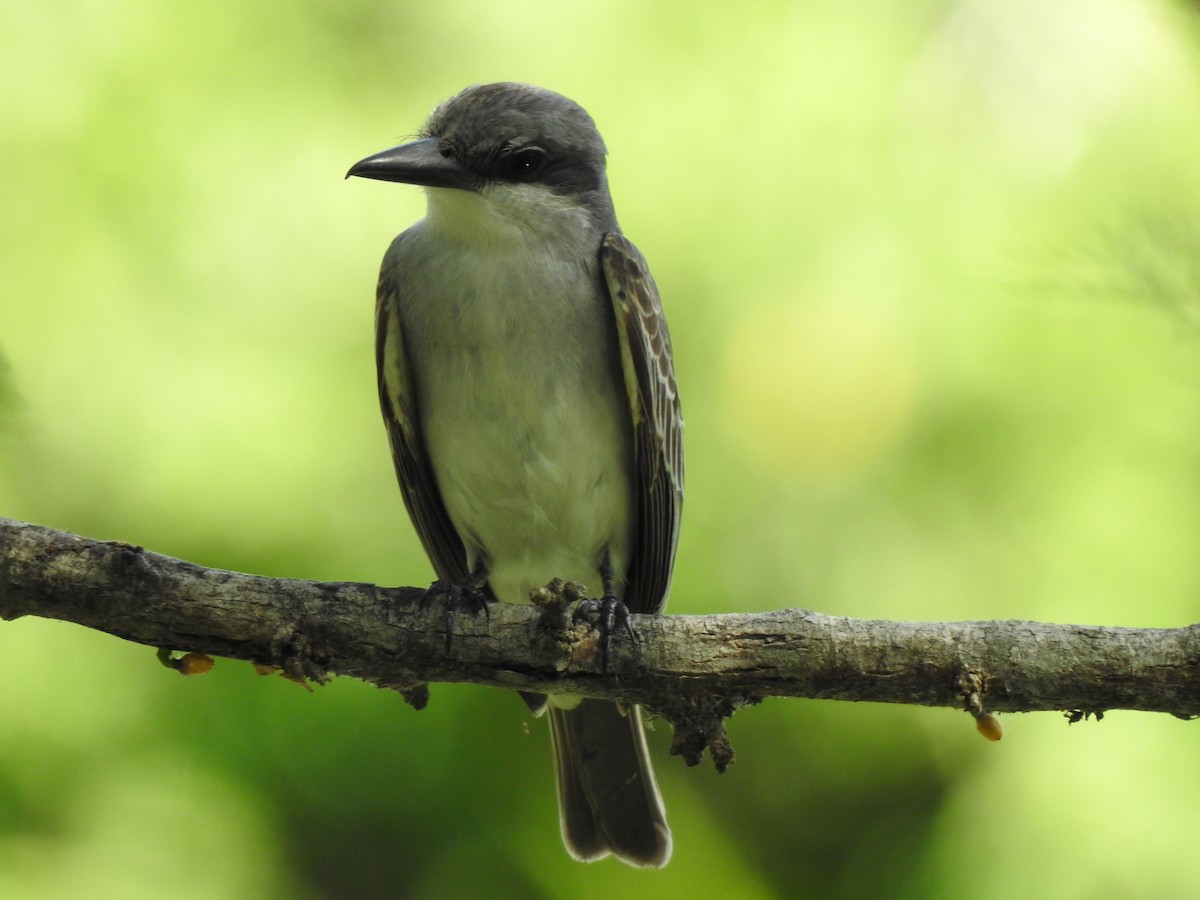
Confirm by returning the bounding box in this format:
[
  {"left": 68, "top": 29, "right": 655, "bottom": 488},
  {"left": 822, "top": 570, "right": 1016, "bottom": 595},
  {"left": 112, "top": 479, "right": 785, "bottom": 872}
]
[{"left": 5, "top": 0, "right": 1200, "bottom": 897}]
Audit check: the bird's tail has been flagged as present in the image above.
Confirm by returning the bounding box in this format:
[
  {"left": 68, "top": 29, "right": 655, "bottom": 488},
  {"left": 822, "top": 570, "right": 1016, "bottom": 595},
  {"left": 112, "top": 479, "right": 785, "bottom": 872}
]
[{"left": 548, "top": 699, "right": 672, "bottom": 867}]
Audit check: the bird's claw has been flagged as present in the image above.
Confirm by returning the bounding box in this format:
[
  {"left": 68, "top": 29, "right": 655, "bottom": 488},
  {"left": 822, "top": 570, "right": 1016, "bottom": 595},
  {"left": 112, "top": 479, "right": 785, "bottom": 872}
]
[
  {"left": 573, "top": 594, "right": 638, "bottom": 672},
  {"left": 423, "top": 578, "right": 491, "bottom": 655}
]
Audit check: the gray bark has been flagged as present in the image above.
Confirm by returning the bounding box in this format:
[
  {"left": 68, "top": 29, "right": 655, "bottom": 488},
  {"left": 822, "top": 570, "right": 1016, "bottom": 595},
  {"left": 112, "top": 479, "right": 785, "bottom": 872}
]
[{"left": 3, "top": 516, "right": 1198, "bottom": 769}]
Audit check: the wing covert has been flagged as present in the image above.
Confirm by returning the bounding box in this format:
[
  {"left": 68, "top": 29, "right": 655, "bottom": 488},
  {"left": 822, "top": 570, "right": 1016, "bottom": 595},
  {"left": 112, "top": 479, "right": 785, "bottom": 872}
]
[{"left": 601, "top": 233, "right": 684, "bottom": 615}]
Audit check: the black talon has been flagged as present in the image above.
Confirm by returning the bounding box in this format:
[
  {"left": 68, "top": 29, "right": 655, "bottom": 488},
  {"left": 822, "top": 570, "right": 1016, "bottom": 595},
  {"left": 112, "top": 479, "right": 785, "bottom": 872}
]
[
  {"left": 573, "top": 594, "right": 637, "bottom": 672},
  {"left": 573, "top": 556, "right": 638, "bottom": 671},
  {"left": 422, "top": 561, "right": 491, "bottom": 656}
]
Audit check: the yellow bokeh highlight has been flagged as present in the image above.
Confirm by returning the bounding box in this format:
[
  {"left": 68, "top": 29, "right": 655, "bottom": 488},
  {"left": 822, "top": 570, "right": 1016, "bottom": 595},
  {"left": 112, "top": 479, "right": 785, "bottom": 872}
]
[{"left": 722, "top": 298, "right": 916, "bottom": 479}]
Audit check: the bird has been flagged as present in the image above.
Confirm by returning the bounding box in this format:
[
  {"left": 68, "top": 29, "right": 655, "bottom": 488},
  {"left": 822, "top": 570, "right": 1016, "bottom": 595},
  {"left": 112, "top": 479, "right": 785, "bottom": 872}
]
[{"left": 347, "top": 82, "right": 683, "bottom": 868}]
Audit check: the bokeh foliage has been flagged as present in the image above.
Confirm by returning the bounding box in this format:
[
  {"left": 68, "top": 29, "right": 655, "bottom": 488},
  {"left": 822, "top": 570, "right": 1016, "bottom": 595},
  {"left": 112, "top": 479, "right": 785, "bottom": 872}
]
[{"left": 5, "top": 0, "right": 1200, "bottom": 897}]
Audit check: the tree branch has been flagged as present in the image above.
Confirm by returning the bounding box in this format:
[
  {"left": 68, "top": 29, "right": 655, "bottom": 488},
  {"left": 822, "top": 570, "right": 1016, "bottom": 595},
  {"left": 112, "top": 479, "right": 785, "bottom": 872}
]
[{"left": 2, "top": 516, "right": 1198, "bottom": 769}]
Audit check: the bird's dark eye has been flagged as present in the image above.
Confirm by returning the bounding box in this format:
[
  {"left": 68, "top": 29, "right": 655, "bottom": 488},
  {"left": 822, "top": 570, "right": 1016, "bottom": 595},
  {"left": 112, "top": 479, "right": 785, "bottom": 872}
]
[{"left": 505, "top": 147, "right": 548, "bottom": 180}]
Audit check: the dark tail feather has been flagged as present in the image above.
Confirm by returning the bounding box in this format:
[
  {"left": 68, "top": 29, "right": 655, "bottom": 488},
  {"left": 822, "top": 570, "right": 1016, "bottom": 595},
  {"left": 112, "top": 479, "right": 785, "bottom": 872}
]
[{"left": 548, "top": 699, "right": 671, "bottom": 868}]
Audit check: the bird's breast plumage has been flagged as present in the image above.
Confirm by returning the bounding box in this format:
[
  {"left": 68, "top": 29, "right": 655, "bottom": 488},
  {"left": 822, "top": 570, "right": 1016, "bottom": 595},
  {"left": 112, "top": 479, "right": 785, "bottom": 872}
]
[{"left": 387, "top": 210, "right": 635, "bottom": 604}]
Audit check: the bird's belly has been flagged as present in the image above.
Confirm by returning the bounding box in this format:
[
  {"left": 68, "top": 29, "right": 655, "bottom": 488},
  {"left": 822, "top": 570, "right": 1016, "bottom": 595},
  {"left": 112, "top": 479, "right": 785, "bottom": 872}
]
[{"left": 421, "top": 342, "right": 634, "bottom": 605}]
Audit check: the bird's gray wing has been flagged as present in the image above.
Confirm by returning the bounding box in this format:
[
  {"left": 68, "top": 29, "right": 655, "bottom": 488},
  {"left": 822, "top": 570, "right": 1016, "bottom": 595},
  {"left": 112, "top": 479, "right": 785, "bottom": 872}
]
[
  {"left": 601, "top": 233, "right": 684, "bottom": 615},
  {"left": 376, "top": 244, "right": 470, "bottom": 584}
]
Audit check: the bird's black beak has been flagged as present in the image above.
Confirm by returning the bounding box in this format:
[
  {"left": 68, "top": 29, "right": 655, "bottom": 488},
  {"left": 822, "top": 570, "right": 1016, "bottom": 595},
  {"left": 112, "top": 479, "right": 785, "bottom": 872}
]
[{"left": 346, "top": 138, "right": 476, "bottom": 190}]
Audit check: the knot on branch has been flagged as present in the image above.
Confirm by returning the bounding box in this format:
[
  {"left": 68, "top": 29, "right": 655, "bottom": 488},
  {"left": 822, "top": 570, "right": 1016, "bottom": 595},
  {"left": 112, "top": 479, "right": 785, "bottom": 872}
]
[
  {"left": 655, "top": 693, "right": 758, "bottom": 773},
  {"left": 958, "top": 667, "right": 1005, "bottom": 741},
  {"left": 400, "top": 684, "right": 430, "bottom": 710},
  {"left": 957, "top": 668, "right": 990, "bottom": 718},
  {"left": 268, "top": 627, "right": 330, "bottom": 685}
]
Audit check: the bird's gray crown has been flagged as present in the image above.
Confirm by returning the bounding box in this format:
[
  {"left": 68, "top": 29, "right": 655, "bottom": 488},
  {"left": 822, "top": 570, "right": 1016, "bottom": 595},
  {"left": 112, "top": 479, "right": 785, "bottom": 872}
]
[{"left": 421, "top": 82, "right": 610, "bottom": 198}]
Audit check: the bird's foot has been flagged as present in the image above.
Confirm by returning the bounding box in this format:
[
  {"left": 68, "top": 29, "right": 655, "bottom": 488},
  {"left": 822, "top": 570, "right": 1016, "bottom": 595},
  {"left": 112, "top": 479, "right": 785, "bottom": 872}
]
[
  {"left": 423, "top": 576, "right": 491, "bottom": 656},
  {"left": 573, "top": 592, "right": 638, "bottom": 672}
]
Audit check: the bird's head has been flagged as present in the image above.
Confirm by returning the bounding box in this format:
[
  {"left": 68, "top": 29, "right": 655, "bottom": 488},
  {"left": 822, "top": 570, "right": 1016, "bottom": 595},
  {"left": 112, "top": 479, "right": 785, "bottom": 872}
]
[{"left": 348, "top": 82, "right": 616, "bottom": 240}]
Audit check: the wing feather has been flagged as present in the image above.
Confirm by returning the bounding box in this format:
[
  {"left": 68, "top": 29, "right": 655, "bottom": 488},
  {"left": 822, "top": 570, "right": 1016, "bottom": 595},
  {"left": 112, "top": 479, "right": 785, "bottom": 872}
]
[
  {"left": 375, "top": 251, "right": 470, "bottom": 584},
  {"left": 601, "top": 234, "right": 684, "bottom": 615}
]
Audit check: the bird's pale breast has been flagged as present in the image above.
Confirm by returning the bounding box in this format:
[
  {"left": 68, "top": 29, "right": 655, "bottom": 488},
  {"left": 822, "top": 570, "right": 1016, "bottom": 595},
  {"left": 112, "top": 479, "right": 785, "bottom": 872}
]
[{"left": 395, "top": 217, "right": 635, "bottom": 604}]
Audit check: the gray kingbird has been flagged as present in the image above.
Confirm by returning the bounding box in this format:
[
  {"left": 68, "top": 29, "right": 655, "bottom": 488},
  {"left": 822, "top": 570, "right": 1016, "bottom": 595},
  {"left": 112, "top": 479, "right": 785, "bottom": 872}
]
[{"left": 347, "top": 82, "right": 683, "bottom": 868}]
